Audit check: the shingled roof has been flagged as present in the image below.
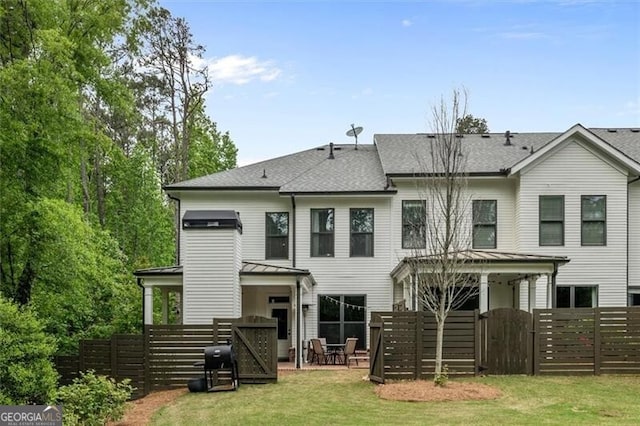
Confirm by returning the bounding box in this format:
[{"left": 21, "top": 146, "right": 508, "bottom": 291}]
[{"left": 164, "top": 126, "right": 640, "bottom": 193}]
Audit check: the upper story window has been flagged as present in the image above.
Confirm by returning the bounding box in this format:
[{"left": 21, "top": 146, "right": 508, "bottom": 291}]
[
  {"left": 311, "top": 208, "right": 334, "bottom": 257},
  {"left": 472, "top": 200, "right": 497, "bottom": 249},
  {"left": 539, "top": 196, "right": 564, "bottom": 246},
  {"left": 402, "top": 200, "right": 426, "bottom": 249},
  {"left": 265, "top": 212, "right": 288, "bottom": 259},
  {"left": 350, "top": 208, "right": 374, "bottom": 257},
  {"left": 581, "top": 195, "right": 606, "bottom": 246}
]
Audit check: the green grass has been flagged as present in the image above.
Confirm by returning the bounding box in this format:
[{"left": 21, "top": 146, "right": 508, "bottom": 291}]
[{"left": 151, "top": 371, "right": 640, "bottom": 425}]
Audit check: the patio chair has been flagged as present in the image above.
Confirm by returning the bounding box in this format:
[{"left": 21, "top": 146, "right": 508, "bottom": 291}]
[
  {"left": 310, "top": 338, "right": 329, "bottom": 365},
  {"left": 343, "top": 338, "right": 358, "bottom": 367}
]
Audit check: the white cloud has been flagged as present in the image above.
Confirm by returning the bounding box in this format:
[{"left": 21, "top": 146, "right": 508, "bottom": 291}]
[
  {"left": 401, "top": 19, "right": 413, "bottom": 27},
  {"left": 498, "top": 31, "right": 548, "bottom": 40},
  {"left": 193, "top": 54, "right": 282, "bottom": 85}
]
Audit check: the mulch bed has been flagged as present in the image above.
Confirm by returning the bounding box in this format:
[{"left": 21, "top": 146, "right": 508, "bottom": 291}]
[
  {"left": 109, "top": 388, "right": 187, "bottom": 426},
  {"left": 375, "top": 380, "right": 501, "bottom": 402}
]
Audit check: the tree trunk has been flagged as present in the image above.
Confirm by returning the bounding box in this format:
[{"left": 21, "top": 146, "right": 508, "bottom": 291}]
[{"left": 16, "top": 257, "right": 35, "bottom": 305}]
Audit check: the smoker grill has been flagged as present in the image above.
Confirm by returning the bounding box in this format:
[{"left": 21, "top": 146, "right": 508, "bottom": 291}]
[{"left": 201, "top": 343, "right": 239, "bottom": 392}]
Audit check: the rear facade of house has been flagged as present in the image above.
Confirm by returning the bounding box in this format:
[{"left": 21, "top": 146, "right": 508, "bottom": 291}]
[{"left": 135, "top": 124, "right": 640, "bottom": 362}]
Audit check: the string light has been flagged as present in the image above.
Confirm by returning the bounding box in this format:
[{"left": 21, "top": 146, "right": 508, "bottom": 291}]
[{"left": 320, "top": 295, "right": 367, "bottom": 311}]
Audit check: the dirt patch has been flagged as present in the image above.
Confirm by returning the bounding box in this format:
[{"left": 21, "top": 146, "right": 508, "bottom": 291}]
[
  {"left": 375, "top": 380, "right": 501, "bottom": 402},
  {"left": 109, "top": 388, "right": 187, "bottom": 426}
]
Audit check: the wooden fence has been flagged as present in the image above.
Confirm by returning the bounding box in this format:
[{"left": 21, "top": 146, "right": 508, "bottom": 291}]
[
  {"left": 370, "top": 307, "right": 640, "bottom": 382},
  {"left": 55, "top": 316, "right": 277, "bottom": 398},
  {"left": 370, "top": 310, "right": 479, "bottom": 382},
  {"left": 534, "top": 307, "right": 640, "bottom": 375},
  {"left": 54, "top": 335, "right": 145, "bottom": 399}
]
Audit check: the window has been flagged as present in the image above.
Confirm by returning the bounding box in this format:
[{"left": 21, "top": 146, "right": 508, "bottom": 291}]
[
  {"left": 318, "top": 294, "right": 366, "bottom": 349},
  {"left": 539, "top": 196, "right": 564, "bottom": 246},
  {"left": 311, "top": 209, "right": 334, "bottom": 257},
  {"left": 473, "top": 200, "right": 497, "bottom": 249},
  {"left": 556, "top": 286, "right": 598, "bottom": 308},
  {"left": 582, "top": 195, "right": 606, "bottom": 246},
  {"left": 350, "top": 208, "right": 374, "bottom": 257},
  {"left": 265, "top": 212, "right": 288, "bottom": 259},
  {"left": 402, "top": 200, "right": 426, "bottom": 249}
]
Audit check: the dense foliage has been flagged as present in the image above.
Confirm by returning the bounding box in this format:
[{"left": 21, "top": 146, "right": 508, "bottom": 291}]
[
  {"left": 0, "top": 295, "right": 58, "bottom": 404},
  {"left": 0, "top": 0, "right": 236, "bottom": 354},
  {"left": 57, "top": 371, "right": 133, "bottom": 426}
]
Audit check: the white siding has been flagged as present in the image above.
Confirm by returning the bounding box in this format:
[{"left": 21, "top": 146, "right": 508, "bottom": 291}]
[
  {"left": 517, "top": 139, "right": 628, "bottom": 307},
  {"left": 630, "top": 180, "right": 640, "bottom": 288},
  {"left": 179, "top": 191, "right": 291, "bottom": 265},
  {"left": 183, "top": 227, "right": 241, "bottom": 323},
  {"left": 389, "top": 178, "right": 516, "bottom": 260},
  {"left": 295, "top": 196, "right": 394, "bottom": 348}
]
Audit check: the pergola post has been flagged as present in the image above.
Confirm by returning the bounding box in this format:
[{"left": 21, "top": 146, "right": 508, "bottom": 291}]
[
  {"left": 479, "top": 273, "right": 489, "bottom": 313},
  {"left": 144, "top": 286, "right": 154, "bottom": 325}
]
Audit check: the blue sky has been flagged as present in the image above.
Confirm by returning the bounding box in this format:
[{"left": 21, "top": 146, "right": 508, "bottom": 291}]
[{"left": 160, "top": 0, "right": 640, "bottom": 166}]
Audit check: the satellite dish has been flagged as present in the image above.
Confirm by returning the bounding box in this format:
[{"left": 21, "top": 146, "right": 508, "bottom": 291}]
[{"left": 346, "top": 124, "right": 363, "bottom": 150}]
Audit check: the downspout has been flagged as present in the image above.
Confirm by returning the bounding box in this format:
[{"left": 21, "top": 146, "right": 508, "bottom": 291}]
[
  {"left": 551, "top": 263, "right": 558, "bottom": 308},
  {"left": 136, "top": 277, "right": 145, "bottom": 333},
  {"left": 167, "top": 193, "right": 181, "bottom": 264},
  {"left": 628, "top": 177, "right": 640, "bottom": 302},
  {"left": 291, "top": 194, "right": 301, "bottom": 368}
]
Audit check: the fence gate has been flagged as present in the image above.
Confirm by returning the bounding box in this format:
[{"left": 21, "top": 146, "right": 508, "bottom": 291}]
[
  {"left": 368, "top": 315, "right": 384, "bottom": 383},
  {"left": 482, "top": 308, "right": 532, "bottom": 375},
  {"left": 220, "top": 316, "right": 277, "bottom": 384}
]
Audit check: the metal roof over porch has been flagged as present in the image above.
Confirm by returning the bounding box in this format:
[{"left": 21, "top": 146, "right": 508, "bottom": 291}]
[{"left": 391, "top": 249, "right": 570, "bottom": 283}]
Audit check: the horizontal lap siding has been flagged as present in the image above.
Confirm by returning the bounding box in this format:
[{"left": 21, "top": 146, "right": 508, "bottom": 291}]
[
  {"left": 183, "top": 229, "right": 240, "bottom": 323},
  {"left": 297, "top": 197, "right": 393, "bottom": 348},
  {"left": 180, "top": 192, "right": 292, "bottom": 265},
  {"left": 630, "top": 181, "right": 640, "bottom": 288},
  {"left": 518, "top": 140, "right": 628, "bottom": 307}
]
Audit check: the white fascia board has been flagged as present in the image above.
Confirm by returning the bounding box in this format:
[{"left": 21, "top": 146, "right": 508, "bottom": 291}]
[{"left": 509, "top": 124, "right": 640, "bottom": 177}]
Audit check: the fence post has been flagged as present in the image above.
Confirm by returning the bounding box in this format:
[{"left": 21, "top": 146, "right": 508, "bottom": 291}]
[
  {"left": 144, "top": 326, "right": 150, "bottom": 396},
  {"left": 594, "top": 308, "right": 601, "bottom": 375},
  {"left": 532, "top": 310, "right": 540, "bottom": 376},
  {"left": 111, "top": 335, "right": 118, "bottom": 381},
  {"left": 474, "top": 309, "right": 481, "bottom": 376},
  {"left": 415, "top": 311, "right": 423, "bottom": 380},
  {"left": 79, "top": 340, "right": 85, "bottom": 372}
]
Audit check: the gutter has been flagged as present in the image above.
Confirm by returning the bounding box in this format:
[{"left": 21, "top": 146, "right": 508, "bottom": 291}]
[{"left": 627, "top": 176, "right": 640, "bottom": 300}]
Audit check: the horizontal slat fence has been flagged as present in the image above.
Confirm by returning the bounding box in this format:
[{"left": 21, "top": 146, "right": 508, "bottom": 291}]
[
  {"left": 54, "top": 335, "right": 145, "bottom": 399},
  {"left": 534, "top": 307, "right": 640, "bottom": 375},
  {"left": 370, "top": 310, "right": 478, "bottom": 382},
  {"left": 145, "top": 324, "right": 215, "bottom": 392}
]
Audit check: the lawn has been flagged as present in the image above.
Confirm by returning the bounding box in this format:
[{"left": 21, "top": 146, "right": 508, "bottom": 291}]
[{"left": 151, "top": 370, "right": 640, "bottom": 425}]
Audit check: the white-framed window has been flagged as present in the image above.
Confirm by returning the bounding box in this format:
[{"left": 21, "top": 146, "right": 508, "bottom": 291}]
[
  {"left": 581, "top": 195, "right": 606, "bottom": 246},
  {"left": 350, "top": 208, "right": 374, "bottom": 257},
  {"left": 473, "top": 200, "right": 497, "bottom": 249},
  {"left": 539, "top": 195, "right": 564, "bottom": 246},
  {"left": 556, "top": 285, "right": 598, "bottom": 308}
]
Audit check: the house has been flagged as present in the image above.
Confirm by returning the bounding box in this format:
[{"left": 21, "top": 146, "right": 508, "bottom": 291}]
[{"left": 134, "top": 124, "right": 640, "bottom": 364}]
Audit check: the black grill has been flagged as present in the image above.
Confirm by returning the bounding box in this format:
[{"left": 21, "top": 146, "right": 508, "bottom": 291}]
[{"left": 194, "top": 343, "right": 239, "bottom": 392}]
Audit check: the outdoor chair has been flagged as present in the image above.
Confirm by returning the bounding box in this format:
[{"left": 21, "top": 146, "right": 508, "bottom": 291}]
[
  {"left": 310, "top": 338, "right": 329, "bottom": 365},
  {"left": 343, "top": 337, "right": 358, "bottom": 367}
]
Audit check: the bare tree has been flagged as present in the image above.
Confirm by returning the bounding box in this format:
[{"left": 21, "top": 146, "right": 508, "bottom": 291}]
[{"left": 406, "top": 89, "right": 479, "bottom": 383}]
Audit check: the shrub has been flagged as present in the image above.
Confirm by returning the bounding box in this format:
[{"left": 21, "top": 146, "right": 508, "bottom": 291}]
[
  {"left": 57, "top": 370, "right": 133, "bottom": 426},
  {"left": 0, "top": 295, "right": 58, "bottom": 404}
]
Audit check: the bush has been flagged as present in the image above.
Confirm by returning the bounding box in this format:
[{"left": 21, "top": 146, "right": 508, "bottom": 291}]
[
  {"left": 0, "top": 295, "right": 58, "bottom": 404},
  {"left": 57, "top": 370, "right": 133, "bottom": 426}
]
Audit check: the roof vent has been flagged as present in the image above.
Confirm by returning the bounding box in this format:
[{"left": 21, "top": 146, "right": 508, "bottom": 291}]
[
  {"left": 521, "top": 146, "right": 528, "bottom": 150},
  {"left": 427, "top": 134, "right": 436, "bottom": 139},
  {"left": 316, "top": 147, "right": 325, "bottom": 151},
  {"left": 631, "top": 129, "right": 640, "bottom": 133},
  {"left": 504, "top": 130, "right": 512, "bottom": 146},
  {"left": 481, "top": 134, "right": 490, "bottom": 138},
  {"left": 530, "top": 146, "right": 535, "bottom": 154},
  {"left": 334, "top": 146, "right": 342, "bottom": 151},
  {"left": 261, "top": 169, "right": 267, "bottom": 179},
  {"left": 607, "top": 129, "right": 618, "bottom": 133},
  {"left": 328, "top": 142, "right": 335, "bottom": 159},
  {"left": 455, "top": 134, "right": 464, "bottom": 138}
]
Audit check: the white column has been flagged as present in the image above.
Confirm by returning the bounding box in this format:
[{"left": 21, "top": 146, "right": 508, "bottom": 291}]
[
  {"left": 528, "top": 276, "right": 538, "bottom": 313},
  {"left": 546, "top": 274, "right": 553, "bottom": 308},
  {"left": 479, "top": 273, "right": 489, "bottom": 313},
  {"left": 161, "top": 288, "right": 169, "bottom": 324},
  {"left": 144, "top": 286, "right": 154, "bottom": 325}
]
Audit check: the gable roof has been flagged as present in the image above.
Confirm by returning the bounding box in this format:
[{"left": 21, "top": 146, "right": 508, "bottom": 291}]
[
  {"left": 509, "top": 124, "right": 640, "bottom": 176},
  {"left": 165, "top": 126, "right": 640, "bottom": 193}
]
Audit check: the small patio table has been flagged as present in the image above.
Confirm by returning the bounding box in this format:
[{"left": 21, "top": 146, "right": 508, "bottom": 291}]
[{"left": 325, "top": 343, "right": 345, "bottom": 365}]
